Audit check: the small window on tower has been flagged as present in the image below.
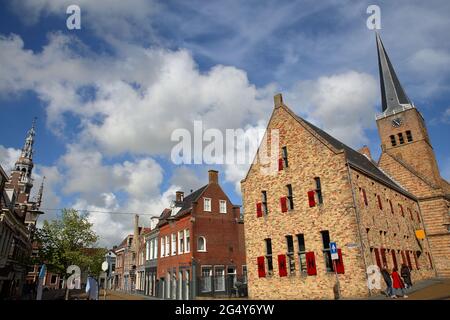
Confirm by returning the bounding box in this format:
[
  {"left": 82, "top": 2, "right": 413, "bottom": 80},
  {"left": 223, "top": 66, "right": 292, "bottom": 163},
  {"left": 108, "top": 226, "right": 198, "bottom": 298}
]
[
  {"left": 406, "top": 130, "right": 413, "bottom": 142},
  {"left": 398, "top": 133, "right": 405, "bottom": 144},
  {"left": 390, "top": 135, "right": 397, "bottom": 146}
]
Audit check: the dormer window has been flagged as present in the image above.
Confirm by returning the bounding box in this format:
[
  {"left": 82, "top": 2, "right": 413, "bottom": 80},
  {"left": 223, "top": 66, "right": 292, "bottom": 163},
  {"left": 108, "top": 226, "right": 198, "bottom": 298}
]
[{"left": 204, "top": 198, "right": 211, "bottom": 212}]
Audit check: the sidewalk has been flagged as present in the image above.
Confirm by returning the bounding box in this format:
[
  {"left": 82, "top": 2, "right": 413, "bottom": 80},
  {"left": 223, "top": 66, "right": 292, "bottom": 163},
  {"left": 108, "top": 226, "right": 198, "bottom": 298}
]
[
  {"left": 103, "top": 290, "right": 161, "bottom": 300},
  {"left": 368, "top": 277, "right": 450, "bottom": 300}
]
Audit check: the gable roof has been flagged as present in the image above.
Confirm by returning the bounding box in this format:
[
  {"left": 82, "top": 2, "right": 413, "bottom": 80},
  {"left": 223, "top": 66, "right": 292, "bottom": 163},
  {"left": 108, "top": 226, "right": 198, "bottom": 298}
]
[{"left": 292, "top": 113, "right": 416, "bottom": 199}]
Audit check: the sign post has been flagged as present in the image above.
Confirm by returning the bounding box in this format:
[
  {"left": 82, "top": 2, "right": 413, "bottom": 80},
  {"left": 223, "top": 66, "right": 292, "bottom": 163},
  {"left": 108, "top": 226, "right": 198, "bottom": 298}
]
[
  {"left": 102, "top": 261, "right": 108, "bottom": 300},
  {"left": 330, "top": 242, "right": 341, "bottom": 299}
]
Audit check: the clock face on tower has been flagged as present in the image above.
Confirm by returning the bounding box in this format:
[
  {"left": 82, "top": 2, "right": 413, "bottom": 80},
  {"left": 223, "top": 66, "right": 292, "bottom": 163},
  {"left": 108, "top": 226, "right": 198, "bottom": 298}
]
[{"left": 391, "top": 117, "right": 403, "bottom": 128}]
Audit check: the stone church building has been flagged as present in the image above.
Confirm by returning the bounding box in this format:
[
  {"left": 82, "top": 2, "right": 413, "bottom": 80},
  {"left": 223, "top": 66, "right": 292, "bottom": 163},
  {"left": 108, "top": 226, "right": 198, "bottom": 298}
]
[{"left": 241, "top": 33, "right": 447, "bottom": 299}]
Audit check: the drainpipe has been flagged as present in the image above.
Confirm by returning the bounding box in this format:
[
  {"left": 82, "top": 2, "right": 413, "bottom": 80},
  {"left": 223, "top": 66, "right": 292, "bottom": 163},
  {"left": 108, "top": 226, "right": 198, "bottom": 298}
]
[{"left": 345, "top": 159, "right": 372, "bottom": 297}]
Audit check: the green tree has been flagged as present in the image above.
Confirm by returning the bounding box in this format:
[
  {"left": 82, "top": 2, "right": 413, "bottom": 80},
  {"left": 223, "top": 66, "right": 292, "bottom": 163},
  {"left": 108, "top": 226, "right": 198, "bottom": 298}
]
[{"left": 35, "top": 209, "right": 106, "bottom": 297}]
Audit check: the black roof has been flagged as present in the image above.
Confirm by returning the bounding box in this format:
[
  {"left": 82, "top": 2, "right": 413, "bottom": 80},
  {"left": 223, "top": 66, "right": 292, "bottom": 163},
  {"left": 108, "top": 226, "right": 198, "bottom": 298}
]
[
  {"left": 296, "top": 115, "right": 415, "bottom": 198},
  {"left": 157, "top": 185, "right": 208, "bottom": 226}
]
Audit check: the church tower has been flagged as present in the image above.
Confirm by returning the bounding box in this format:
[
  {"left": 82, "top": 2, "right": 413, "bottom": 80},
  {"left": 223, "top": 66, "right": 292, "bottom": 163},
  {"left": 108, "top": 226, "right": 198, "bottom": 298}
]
[
  {"left": 375, "top": 33, "right": 450, "bottom": 277},
  {"left": 6, "top": 118, "right": 37, "bottom": 204},
  {"left": 375, "top": 33, "right": 441, "bottom": 186}
]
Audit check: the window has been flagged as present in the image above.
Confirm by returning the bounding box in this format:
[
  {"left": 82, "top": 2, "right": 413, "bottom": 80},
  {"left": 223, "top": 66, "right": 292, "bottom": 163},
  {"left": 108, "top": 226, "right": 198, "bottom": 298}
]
[
  {"left": 406, "top": 130, "right": 413, "bottom": 142},
  {"left": 398, "top": 133, "right": 405, "bottom": 144},
  {"left": 185, "top": 229, "right": 190, "bottom": 253},
  {"left": 147, "top": 240, "right": 151, "bottom": 260},
  {"left": 390, "top": 135, "right": 397, "bottom": 146},
  {"left": 214, "top": 266, "right": 225, "bottom": 292},
  {"left": 165, "top": 236, "right": 170, "bottom": 256},
  {"left": 153, "top": 238, "right": 158, "bottom": 259},
  {"left": 265, "top": 238, "right": 273, "bottom": 275},
  {"left": 377, "top": 195, "right": 383, "bottom": 210},
  {"left": 204, "top": 198, "right": 211, "bottom": 212},
  {"left": 242, "top": 265, "right": 248, "bottom": 284},
  {"left": 286, "top": 235, "right": 295, "bottom": 274},
  {"left": 282, "top": 146, "right": 289, "bottom": 168},
  {"left": 286, "top": 184, "right": 294, "bottom": 210},
  {"left": 219, "top": 200, "right": 227, "bottom": 213},
  {"left": 389, "top": 199, "right": 394, "bottom": 214},
  {"left": 314, "top": 178, "right": 323, "bottom": 204},
  {"left": 198, "top": 236, "right": 206, "bottom": 252},
  {"left": 201, "top": 267, "right": 212, "bottom": 292},
  {"left": 360, "top": 188, "right": 368, "bottom": 206},
  {"left": 297, "top": 234, "right": 307, "bottom": 275},
  {"left": 399, "top": 204, "right": 404, "bottom": 217},
  {"left": 178, "top": 231, "right": 184, "bottom": 254},
  {"left": 262, "top": 191, "right": 268, "bottom": 215},
  {"left": 161, "top": 237, "right": 165, "bottom": 257},
  {"left": 50, "top": 275, "right": 58, "bottom": 285},
  {"left": 321, "top": 230, "right": 333, "bottom": 272},
  {"left": 171, "top": 233, "right": 177, "bottom": 256}
]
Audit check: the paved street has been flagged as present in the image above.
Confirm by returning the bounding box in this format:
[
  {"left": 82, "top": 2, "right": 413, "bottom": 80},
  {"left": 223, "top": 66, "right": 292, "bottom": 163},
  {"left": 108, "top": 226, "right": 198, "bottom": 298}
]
[{"left": 369, "top": 277, "right": 450, "bottom": 300}]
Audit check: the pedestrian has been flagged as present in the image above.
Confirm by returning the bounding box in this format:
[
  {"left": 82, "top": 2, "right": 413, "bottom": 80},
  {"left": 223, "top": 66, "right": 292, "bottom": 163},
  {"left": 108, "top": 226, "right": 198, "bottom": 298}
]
[
  {"left": 401, "top": 263, "right": 413, "bottom": 289},
  {"left": 381, "top": 265, "right": 396, "bottom": 298},
  {"left": 391, "top": 267, "right": 408, "bottom": 298},
  {"left": 86, "top": 275, "right": 99, "bottom": 300}
]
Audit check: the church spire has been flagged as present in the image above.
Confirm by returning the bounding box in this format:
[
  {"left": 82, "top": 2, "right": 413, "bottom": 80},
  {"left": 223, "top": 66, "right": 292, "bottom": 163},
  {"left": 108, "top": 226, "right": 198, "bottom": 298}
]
[
  {"left": 34, "top": 176, "right": 45, "bottom": 209},
  {"left": 376, "top": 33, "right": 413, "bottom": 114},
  {"left": 21, "top": 117, "right": 36, "bottom": 160}
]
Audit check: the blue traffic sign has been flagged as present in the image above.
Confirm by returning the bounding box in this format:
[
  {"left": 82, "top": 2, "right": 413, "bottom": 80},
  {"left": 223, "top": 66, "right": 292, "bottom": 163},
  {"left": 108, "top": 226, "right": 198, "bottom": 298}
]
[{"left": 330, "top": 242, "right": 337, "bottom": 255}]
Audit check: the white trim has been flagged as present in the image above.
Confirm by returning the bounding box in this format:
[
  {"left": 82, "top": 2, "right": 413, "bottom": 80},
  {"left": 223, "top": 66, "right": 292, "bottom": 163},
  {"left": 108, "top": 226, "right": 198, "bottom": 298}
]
[
  {"left": 197, "top": 236, "right": 207, "bottom": 252},
  {"left": 219, "top": 200, "right": 227, "bottom": 213},
  {"left": 204, "top": 197, "right": 212, "bottom": 212}
]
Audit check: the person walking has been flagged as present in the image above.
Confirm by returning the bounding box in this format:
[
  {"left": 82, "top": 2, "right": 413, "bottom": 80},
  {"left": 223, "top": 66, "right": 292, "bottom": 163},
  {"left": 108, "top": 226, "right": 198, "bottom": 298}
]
[
  {"left": 381, "top": 265, "right": 396, "bottom": 298},
  {"left": 391, "top": 267, "right": 408, "bottom": 298},
  {"left": 400, "top": 264, "right": 413, "bottom": 289},
  {"left": 86, "top": 275, "right": 99, "bottom": 300}
]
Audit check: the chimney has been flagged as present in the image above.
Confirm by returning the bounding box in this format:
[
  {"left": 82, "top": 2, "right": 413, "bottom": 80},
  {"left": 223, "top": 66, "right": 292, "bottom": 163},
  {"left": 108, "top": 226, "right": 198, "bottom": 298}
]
[
  {"left": 133, "top": 214, "right": 139, "bottom": 252},
  {"left": 208, "top": 170, "right": 219, "bottom": 184},
  {"left": 358, "top": 145, "right": 372, "bottom": 161},
  {"left": 274, "top": 93, "right": 283, "bottom": 108},
  {"left": 176, "top": 191, "right": 184, "bottom": 202}
]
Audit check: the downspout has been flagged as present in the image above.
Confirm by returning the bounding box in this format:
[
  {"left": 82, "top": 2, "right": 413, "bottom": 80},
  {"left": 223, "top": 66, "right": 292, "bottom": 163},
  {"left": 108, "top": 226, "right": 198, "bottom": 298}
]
[
  {"left": 416, "top": 202, "right": 439, "bottom": 278},
  {"left": 345, "top": 159, "right": 372, "bottom": 297}
]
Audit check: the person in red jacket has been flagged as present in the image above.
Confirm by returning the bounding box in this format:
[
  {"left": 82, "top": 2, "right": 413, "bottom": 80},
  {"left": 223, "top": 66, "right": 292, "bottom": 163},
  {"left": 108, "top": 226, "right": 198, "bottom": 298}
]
[{"left": 391, "top": 267, "right": 408, "bottom": 298}]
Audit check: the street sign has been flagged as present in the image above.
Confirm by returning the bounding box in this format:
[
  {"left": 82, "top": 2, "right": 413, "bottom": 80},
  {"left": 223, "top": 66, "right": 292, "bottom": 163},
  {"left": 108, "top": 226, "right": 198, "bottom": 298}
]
[
  {"left": 102, "top": 261, "right": 108, "bottom": 272},
  {"left": 330, "top": 242, "right": 339, "bottom": 260}
]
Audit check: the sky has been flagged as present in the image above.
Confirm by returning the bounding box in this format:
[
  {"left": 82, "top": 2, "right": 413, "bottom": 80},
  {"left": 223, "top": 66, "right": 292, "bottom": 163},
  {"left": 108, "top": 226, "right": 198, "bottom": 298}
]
[{"left": 0, "top": 0, "right": 449, "bottom": 247}]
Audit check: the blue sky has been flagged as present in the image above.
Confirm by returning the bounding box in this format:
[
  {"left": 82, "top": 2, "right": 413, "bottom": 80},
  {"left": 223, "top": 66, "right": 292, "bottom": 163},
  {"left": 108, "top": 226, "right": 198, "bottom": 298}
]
[{"left": 0, "top": 0, "right": 449, "bottom": 246}]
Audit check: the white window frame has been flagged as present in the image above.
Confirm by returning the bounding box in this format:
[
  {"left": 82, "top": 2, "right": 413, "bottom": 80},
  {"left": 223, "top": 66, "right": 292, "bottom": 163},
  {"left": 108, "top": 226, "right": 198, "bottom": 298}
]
[
  {"left": 147, "top": 240, "right": 151, "bottom": 261},
  {"left": 171, "top": 233, "right": 177, "bottom": 256},
  {"left": 154, "top": 238, "right": 158, "bottom": 259},
  {"left": 219, "top": 200, "right": 227, "bottom": 213},
  {"left": 185, "top": 229, "right": 190, "bottom": 253},
  {"left": 198, "top": 236, "right": 207, "bottom": 252},
  {"left": 178, "top": 231, "right": 184, "bottom": 254},
  {"left": 201, "top": 266, "right": 212, "bottom": 293},
  {"left": 214, "top": 266, "right": 225, "bottom": 292},
  {"left": 204, "top": 198, "right": 212, "bottom": 212},
  {"left": 161, "top": 237, "right": 165, "bottom": 257},
  {"left": 165, "top": 235, "right": 170, "bottom": 257}
]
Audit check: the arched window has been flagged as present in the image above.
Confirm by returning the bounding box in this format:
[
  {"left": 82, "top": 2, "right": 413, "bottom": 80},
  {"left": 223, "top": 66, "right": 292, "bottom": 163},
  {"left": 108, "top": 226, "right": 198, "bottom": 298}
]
[{"left": 197, "top": 236, "right": 206, "bottom": 252}]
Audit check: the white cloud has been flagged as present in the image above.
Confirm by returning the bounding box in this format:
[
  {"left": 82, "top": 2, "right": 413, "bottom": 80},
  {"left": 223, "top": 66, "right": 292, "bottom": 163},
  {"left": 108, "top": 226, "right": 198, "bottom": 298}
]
[
  {"left": 0, "top": 145, "right": 21, "bottom": 174},
  {"left": 286, "top": 71, "right": 378, "bottom": 148}
]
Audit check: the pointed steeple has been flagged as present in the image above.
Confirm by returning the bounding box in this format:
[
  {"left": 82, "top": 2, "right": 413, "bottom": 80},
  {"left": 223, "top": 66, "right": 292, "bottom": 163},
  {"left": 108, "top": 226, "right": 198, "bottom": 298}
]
[
  {"left": 21, "top": 117, "right": 36, "bottom": 160},
  {"left": 376, "top": 33, "right": 412, "bottom": 113},
  {"left": 34, "top": 176, "right": 45, "bottom": 209}
]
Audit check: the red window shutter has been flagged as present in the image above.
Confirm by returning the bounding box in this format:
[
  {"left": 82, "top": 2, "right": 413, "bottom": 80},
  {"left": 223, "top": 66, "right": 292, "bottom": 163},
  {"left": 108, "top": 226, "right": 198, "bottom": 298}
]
[
  {"left": 307, "top": 191, "right": 316, "bottom": 207},
  {"left": 413, "top": 252, "right": 420, "bottom": 270},
  {"left": 257, "top": 256, "right": 266, "bottom": 278},
  {"left": 280, "top": 197, "right": 288, "bottom": 213},
  {"left": 256, "top": 202, "right": 262, "bottom": 218},
  {"left": 305, "top": 252, "right": 317, "bottom": 276},
  {"left": 362, "top": 189, "right": 368, "bottom": 206},
  {"left": 278, "top": 158, "right": 283, "bottom": 171},
  {"left": 278, "top": 254, "right": 288, "bottom": 277},
  {"left": 377, "top": 195, "right": 382, "bottom": 210},
  {"left": 406, "top": 251, "right": 412, "bottom": 269},
  {"left": 380, "top": 248, "right": 387, "bottom": 267},
  {"left": 391, "top": 250, "right": 398, "bottom": 270},
  {"left": 335, "top": 249, "right": 345, "bottom": 274},
  {"left": 389, "top": 200, "right": 394, "bottom": 214},
  {"left": 374, "top": 248, "right": 382, "bottom": 268}
]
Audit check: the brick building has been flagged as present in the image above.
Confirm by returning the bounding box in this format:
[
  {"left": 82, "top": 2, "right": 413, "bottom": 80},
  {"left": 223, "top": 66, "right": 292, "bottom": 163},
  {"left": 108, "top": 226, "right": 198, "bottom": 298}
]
[
  {"left": 157, "top": 170, "right": 246, "bottom": 299},
  {"left": 241, "top": 34, "right": 440, "bottom": 299},
  {"left": 0, "top": 121, "right": 45, "bottom": 299},
  {"left": 374, "top": 34, "right": 450, "bottom": 277},
  {"left": 113, "top": 234, "right": 135, "bottom": 291}
]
